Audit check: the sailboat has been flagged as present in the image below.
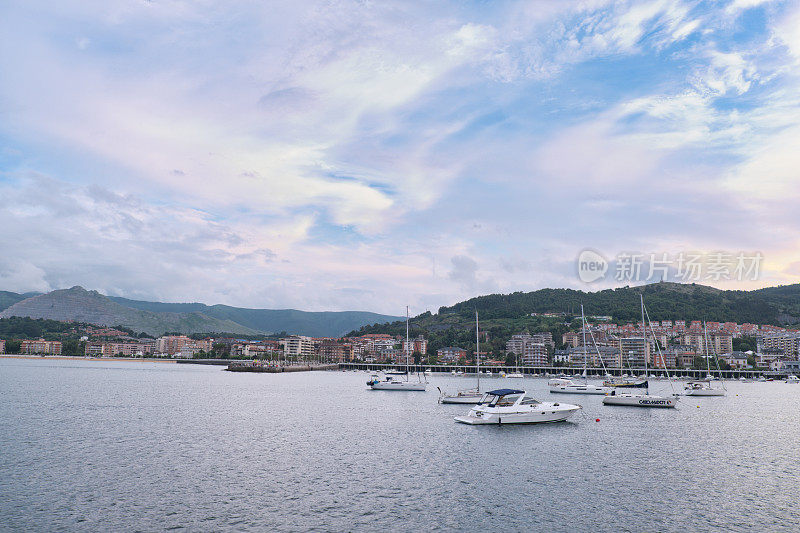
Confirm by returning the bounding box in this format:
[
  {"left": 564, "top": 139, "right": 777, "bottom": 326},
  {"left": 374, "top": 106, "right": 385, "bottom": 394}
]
[
  {"left": 367, "top": 307, "right": 427, "bottom": 391},
  {"left": 603, "top": 295, "right": 678, "bottom": 408},
  {"left": 505, "top": 345, "right": 524, "bottom": 378},
  {"left": 549, "top": 305, "right": 609, "bottom": 395},
  {"left": 684, "top": 322, "right": 726, "bottom": 396},
  {"left": 439, "top": 311, "right": 484, "bottom": 404}
]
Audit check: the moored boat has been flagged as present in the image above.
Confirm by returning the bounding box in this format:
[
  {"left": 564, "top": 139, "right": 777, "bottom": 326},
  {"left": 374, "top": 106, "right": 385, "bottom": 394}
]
[{"left": 455, "top": 389, "right": 581, "bottom": 425}]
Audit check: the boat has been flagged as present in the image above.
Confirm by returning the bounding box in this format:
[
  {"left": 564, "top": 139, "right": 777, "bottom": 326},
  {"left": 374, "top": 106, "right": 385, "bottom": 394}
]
[
  {"left": 786, "top": 375, "right": 799, "bottom": 383},
  {"left": 498, "top": 371, "right": 506, "bottom": 378},
  {"left": 602, "top": 390, "right": 678, "bottom": 408},
  {"left": 368, "top": 307, "right": 427, "bottom": 391},
  {"left": 454, "top": 389, "right": 581, "bottom": 425},
  {"left": 684, "top": 323, "right": 725, "bottom": 396},
  {"left": 506, "top": 372, "right": 524, "bottom": 378},
  {"left": 451, "top": 370, "right": 457, "bottom": 375},
  {"left": 549, "top": 305, "right": 610, "bottom": 395},
  {"left": 439, "top": 311, "right": 485, "bottom": 404},
  {"left": 424, "top": 369, "right": 432, "bottom": 375},
  {"left": 603, "top": 295, "right": 679, "bottom": 409},
  {"left": 549, "top": 378, "right": 609, "bottom": 395},
  {"left": 603, "top": 377, "right": 648, "bottom": 388},
  {"left": 684, "top": 380, "right": 725, "bottom": 396}
]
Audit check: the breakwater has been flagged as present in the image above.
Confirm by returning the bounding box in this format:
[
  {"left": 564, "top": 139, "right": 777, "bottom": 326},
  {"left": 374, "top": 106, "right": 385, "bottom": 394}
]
[{"left": 226, "top": 362, "right": 338, "bottom": 373}]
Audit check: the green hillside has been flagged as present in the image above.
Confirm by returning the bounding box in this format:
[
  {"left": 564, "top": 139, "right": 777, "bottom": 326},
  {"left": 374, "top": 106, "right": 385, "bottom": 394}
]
[{"left": 347, "top": 282, "right": 800, "bottom": 360}]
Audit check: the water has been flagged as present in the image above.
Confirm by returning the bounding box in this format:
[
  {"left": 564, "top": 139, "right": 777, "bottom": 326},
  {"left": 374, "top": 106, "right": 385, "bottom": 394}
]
[{"left": 1, "top": 358, "right": 799, "bottom": 532}]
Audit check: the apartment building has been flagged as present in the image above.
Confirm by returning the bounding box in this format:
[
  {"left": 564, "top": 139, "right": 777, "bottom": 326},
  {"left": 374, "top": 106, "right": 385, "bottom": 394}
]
[
  {"left": 618, "top": 337, "right": 650, "bottom": 368},
  {"left": 316, "top": 340, "right": 353, "bottom": 362},
  {"left": 20, "top": 339, "right": 62, "bottom": 355},
  {"left": 402, "top": 336, "right": 428, "bottom": 355},
  {"left": 758, "top": 333, "right": 800, "bottom": 357},
  {"left": 281, "top": 335, "right": 315, "bottom": 359}
]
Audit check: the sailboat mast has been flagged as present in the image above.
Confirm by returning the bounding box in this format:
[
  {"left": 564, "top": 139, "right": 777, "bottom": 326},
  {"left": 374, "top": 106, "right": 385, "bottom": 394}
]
[
  {"left": 703, "top": 321, "right": 711, "bottom": 377},
  {"left": 406, "top": 306, "right": 410, "bottom": 371},
  {"left": 581, "top": 304, "right": 588, "bottom": 376},
  {"left": 476, "top": 310, "right": 480, "bottom": 391},
  {"left": 640, "top": 294, "right": 648, "bottom": 380}
]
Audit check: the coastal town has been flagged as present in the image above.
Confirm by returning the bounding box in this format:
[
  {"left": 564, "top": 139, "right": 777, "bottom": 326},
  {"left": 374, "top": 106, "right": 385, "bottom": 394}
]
[{"left": 4, "top": 316, "right": 800, "bottom": 373}]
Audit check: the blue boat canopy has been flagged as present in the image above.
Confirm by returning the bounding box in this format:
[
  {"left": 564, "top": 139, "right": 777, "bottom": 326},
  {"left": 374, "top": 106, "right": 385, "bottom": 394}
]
[{"left": 486, "top": 388, "right": 525, "bottom": 396}]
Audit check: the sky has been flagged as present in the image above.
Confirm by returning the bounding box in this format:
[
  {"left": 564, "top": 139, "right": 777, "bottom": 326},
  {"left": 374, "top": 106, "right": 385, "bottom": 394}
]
[{"left": 2, "top": 0, "right": 800, "bottom": 314}]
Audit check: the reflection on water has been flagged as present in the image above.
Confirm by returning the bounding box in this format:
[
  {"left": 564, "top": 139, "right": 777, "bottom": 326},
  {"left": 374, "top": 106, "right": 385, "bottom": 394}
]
[{"left": 1, "top": 359, "right": 798, "bottom": 532}]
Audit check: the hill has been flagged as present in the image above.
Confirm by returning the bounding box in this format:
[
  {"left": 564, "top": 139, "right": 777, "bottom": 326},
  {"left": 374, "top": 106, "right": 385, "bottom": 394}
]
[
  {"left": 0, "top": 287, "right": 402, "bottom": 337},
  {"left": 346, "top": 282, "right": 800, "bottom": 360},
  {"left": 108, "top": 297, "right": 403, "bottom": 337},
  {"left": 0, "top": 287, "right": 256, "bottom": 336}
]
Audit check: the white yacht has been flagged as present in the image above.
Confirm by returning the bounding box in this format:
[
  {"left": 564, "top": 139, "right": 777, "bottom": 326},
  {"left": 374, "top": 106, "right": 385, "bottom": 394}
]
[
  {"left": 455, "top": 389, "right": 581, "bottom": 425},
  {"left": 549, "top": 305, "right": 610, "bottom": 395},
  {"left": 602, "top": 390, "right": 678, "bottom": 408},
  {"left": 603, "top": 295, "right": 679, "bottom": 409},
  {"left": 786, "top": 375, "right": 799, "bottom": 383},
  {"left": 440, "top": 311, "right": 485, "bottom": 404},
  {"left": 549, "top": 377, "right": 608, "bottom": 395},
  {"left": 367, "top": 307, "right": 426, "bottom": 391},
  {"left": 683, "top": 324, "right": 726, "bottom": 396},
  {"left": 683, "top": 380, "right": 725, "bottom": 396}
]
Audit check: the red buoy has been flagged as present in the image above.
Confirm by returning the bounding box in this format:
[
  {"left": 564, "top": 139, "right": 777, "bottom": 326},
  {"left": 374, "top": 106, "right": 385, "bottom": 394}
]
[{"left": 595, "top": 418, "right": 600, "bottom": 422}]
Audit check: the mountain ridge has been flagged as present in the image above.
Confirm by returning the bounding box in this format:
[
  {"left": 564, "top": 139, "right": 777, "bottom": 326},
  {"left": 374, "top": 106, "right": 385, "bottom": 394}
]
[{"left": 0, "top": 287, "right": 403, "bottom": 337}]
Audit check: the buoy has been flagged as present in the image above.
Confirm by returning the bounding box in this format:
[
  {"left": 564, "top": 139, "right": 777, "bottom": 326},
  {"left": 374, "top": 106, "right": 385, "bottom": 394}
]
[
  {"left": 595, "top": 418, "right": 600, "bottom": 422},
  {"left": 697, "top": 405, "right": 700, "bottom": 408}
]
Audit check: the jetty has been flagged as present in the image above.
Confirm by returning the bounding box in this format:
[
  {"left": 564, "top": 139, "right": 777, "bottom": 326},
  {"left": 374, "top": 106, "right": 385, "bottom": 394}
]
[{"left": 225, "top": 361, "right": 337, "bottom": 373}]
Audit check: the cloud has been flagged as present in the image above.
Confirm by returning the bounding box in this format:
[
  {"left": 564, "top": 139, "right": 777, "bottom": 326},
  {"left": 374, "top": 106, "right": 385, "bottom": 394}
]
[{"left": 2, "top": 0, "right": 800, "bottom": 313}]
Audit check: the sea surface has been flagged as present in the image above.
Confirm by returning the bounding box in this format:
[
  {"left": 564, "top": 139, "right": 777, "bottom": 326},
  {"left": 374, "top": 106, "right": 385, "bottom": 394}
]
[{"left": 1, "top": 358, "right": 799, "bottom": 532}]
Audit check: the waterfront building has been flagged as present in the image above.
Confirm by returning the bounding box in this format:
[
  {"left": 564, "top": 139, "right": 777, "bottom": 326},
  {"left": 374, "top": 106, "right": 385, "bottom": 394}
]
[
  {"left": 618, "top": 337, "right": 649, "bottom": 368},
  {"left": 20, "top": 339, "right": 62, "bottom": 355},
  {"left": 402, "top": 336, "right": 427, "bottom": 355},
  {"left": 316, "top": 340, "right": 353, "bottom": 362},
  {"left": 156, "top": 335, "right": 212, "bottom": 356},
  {"left": 437, "top": 346, "right": 466, "bottom": 363},
  {"left": 757, "top": 333, "right": 800, "bottom": 357},
  {"left": 709, "top": 333, "right": 733, "bottom": 355},
  {"left": 281, "top": 335, "right": 315, "bottom": 359},
  {"left": 521, "top": 343, "right": 548, "bottom": 366}
]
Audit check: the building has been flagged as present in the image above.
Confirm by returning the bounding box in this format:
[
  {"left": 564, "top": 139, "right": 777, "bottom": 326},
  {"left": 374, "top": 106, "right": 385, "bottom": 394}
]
[
  {"left": 402, "top": 336, "right": 428, "bottom": 356},
  {"left": 155, "top": 336, "right": 212, "bottom": 356},
  {"left": 709, "top": 333, "right": 733, "bottom": 355},
  {"left": 437, "top": 347, "right": 466, "bottom": 363},
  {"left": 651, "top": 350, "right": 676, "bottom": 369},
  {"left": 618, "top": 337, "right": 650, "bottom": 368},
  {"left": 20, "top": 339, "right": 62, "bottom": 355},
  {"left": 521, "top": 343, "right": 548, "bottom": 366},
  {"left": 567, "top": 346, "right": 619, "bottom": 368},
  {"left": 757, "top": 333, "right": 800, "bottom": 357},
  {"left": 281, "top": 335, "right": 315, "bottom": 359},
  {"left": 316, "top": 340, "right": 353, "bottom": 362}
]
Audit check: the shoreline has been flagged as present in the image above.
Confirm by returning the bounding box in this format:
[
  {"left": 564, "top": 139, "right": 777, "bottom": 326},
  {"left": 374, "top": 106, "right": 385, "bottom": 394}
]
[{"left": 0, "top": 355, "right": 178, "bottom": 363}]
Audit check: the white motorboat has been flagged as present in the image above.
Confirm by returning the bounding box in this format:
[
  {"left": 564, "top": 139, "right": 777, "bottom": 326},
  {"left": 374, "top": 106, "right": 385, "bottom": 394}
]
[
  {"left": 506, "top": 372, "right": 524, "bottom": 378},
  {"left": 451, "top": 370, "right": 457, "bottom": 375},
  {"left": 786, "top": 375, "right": 799, "bottom": 383},
  {"left": 440, "top": 311, "right": 485, "bottom": 405},
  {"left": 548, "top": 378, "right": 609, "bottom": 395},
  {"left": 684, "top": 381, "right": 725, "bottom": 396},
  {"left": 602, "top": 391, "right": 678, "bottom": 408},
  {"left": 424, "top": 368, "right": 432, "bottom": 375},
  {"left": 455, "top": 389, "right": 581, "bottom": 425},
  {"left": 368, "top": 307, "right": 426, "bottom": 391}
]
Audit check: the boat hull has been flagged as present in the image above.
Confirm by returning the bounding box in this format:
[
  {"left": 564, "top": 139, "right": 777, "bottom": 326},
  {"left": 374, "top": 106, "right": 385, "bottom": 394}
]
[
  {"left": 455, "top": 407, "right": 579, "bottom": 425},
  {"left": 549, "top": 385, "right": 609, "bottom": 395},
  {"left": 440, "top": 394, "right": 483, "bottom": 404},
  {"left": 369, "top": 381, "right": 427, "bottom": 391},
  {"left": 684, "top": 389, "right": 725, "bottom": 396},
  {"left": 602, "top": 394, "right": 677, "bottom": 408}
]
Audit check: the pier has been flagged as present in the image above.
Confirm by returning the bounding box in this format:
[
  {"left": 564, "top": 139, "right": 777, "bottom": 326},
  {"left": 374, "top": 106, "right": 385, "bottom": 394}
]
[
  {"left": 226, "top": 361, "right": 338, "bottom": 373},
  {"left": 337, "top": 362, "right": 786, "bottom": 379}
]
